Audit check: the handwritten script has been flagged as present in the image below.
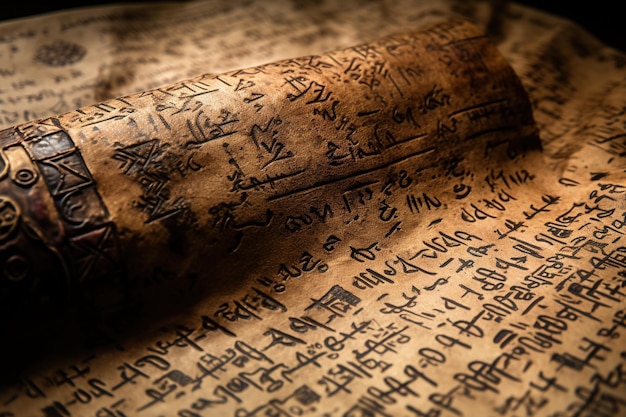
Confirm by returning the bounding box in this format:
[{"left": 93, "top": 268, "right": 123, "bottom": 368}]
[{"left": 0, "top": 1, "right": 625, "bottom": 416}]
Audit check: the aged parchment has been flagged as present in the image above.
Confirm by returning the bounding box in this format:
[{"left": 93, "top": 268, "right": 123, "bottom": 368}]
[{"left": 0, "top": 1, "right": 625, "bottom": 417}]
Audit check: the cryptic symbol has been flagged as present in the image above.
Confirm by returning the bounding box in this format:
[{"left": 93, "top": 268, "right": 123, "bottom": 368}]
[
  {"left": 4, "top": 254, "right": 28, "bottom": 282},
  {"left": 13, "top": 168, "right": 37, "bottom": 188},
  {"left": 0, "top": 196, "right": 20, "bottom": 243},
  {"left": 34, "top": 40, "right": 86, "bottom": 67}
]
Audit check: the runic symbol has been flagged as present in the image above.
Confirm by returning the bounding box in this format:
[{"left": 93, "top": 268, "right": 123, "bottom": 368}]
[
  {"left": 69, "top": 224, "right": 119, "bottom": 283},
  {"left": 38, "top": 152, "right": 93, "bottom": 196},
  {"left": 113, "top": 139, "right": 168, "bottom": 176}
]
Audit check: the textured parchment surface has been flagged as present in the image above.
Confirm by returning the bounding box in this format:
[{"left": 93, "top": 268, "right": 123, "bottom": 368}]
[{"left": 0, "top": 1, "right": 625, "bottom": 416}]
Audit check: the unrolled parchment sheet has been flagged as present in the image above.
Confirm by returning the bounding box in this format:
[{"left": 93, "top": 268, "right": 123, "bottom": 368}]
[{"left": 0, "top": 2, "right": 625, "bottom": 416}]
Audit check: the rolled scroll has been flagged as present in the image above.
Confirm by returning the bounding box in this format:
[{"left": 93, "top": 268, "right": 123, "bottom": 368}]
[
  {"left": 0, "top": 19, "right": 539, "bottom": 318},
  {"left": 4, "top": 12, "right": 626, "bottom": 417}
]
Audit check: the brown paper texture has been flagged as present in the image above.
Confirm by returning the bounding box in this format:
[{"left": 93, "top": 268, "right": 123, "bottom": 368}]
[{"left": 0, "top": 1, "right": 624, "bottom": 416}]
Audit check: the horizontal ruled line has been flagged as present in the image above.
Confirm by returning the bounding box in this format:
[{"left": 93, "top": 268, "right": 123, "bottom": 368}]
[
  {"left": 441, "top": 35, "right": 488, "bottom": 46},
  {"left": 463, "top": 126, "right": 516, "bottom": 142},
  {"left": 357, "top": 109, "right": 381, "bottom": 117},
  {"left": 448, "top": 99, "right": 507, "bottom": 117},
  {"left": 389, "top": 133, "right": 428, "bottom": 146},
  {"left": 267, "top": 146, "right": 436, "bottom": 201},
  {"left": 343, "top": 179, "right": 379, "bottom": 192}
]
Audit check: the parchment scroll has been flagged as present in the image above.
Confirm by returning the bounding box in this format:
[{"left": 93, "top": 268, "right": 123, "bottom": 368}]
[
  {"left": 0, "top": 19, "right": 538, "bottom": 314},
  {"left": 0, "top": 14, "right": 625, "bottom": 417}
]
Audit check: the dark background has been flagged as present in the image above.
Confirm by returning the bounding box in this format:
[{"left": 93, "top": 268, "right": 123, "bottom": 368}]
[
  {"left": 0, "top": 1, "right": 624, "bottom": 52},
  {"left": 519, "top": 0, "right": 624, "bottom": 52}
]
